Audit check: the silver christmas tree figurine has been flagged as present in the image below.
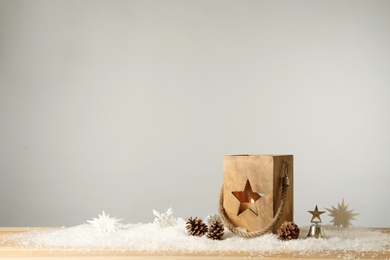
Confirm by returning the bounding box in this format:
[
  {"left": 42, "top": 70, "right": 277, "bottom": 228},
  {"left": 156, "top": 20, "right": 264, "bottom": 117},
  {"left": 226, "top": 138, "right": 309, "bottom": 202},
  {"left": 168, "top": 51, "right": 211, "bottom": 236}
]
[{"left": 306, "top": 205, "right": 327, "bottom": 239}]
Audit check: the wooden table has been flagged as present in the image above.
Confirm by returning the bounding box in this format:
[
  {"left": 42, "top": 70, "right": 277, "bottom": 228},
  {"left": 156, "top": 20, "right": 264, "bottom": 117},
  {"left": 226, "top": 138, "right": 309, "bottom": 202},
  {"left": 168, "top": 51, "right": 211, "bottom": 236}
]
[{"left": 1, "top": 227, "right": 389, "bottom": 259}]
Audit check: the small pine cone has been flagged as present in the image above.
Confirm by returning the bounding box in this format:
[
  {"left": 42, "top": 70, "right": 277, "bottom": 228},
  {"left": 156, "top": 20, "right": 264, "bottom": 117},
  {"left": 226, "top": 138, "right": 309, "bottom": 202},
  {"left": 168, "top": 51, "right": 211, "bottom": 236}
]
[
  {"left": 277, "top": 221, "right": 300, "bottom": 241},
  {"left": 186, "top": 217, "right": 208, "bottom": 237},
  {"left": 206, "top": 220, "right": 224, "bottom": 240}
]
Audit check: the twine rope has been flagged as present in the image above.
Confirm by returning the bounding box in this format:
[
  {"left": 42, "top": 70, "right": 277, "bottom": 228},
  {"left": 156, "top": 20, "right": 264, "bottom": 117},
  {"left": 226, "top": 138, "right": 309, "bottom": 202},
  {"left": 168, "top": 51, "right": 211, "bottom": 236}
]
[{"left": 218, "top": 162, "right": 290, "bottom": 238}]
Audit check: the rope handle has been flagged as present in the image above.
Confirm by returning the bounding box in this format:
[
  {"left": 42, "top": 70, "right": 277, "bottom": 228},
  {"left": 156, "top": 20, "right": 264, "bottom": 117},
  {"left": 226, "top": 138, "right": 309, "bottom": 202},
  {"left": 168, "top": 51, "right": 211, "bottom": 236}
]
[{"left": 218, "top": 161, "right": 290, "bottom": 238}]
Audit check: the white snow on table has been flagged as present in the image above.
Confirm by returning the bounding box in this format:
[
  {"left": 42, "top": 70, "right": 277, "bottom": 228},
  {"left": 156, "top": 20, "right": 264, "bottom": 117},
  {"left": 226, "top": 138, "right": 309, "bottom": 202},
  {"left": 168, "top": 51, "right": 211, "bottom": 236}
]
[{"left": 3, "top": 221, "right": 389, "bottom": 256}]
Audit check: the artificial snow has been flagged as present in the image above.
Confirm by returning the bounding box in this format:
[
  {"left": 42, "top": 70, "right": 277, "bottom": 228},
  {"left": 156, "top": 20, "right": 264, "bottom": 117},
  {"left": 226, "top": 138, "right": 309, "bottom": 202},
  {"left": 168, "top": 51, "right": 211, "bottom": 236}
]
[{"left": 2, "top": 222, "right": 389, "bottom": 256}]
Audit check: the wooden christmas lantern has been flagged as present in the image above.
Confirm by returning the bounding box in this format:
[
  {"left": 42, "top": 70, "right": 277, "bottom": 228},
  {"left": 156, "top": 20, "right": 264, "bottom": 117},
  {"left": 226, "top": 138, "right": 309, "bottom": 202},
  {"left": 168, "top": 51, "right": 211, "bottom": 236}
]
[{"left": 218, "top": 155, "right": 293, "bottom": 237}]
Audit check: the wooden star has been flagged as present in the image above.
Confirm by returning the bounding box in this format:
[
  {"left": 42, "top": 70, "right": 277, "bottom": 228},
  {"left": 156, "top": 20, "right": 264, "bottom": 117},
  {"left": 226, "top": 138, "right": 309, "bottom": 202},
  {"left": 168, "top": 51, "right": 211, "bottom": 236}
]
[
  {"left": 232, "top": 180, "right": 265, "bottom": 216},
  {"left": 308, "top": 205, "right": 326, "bottom": 223},
  {"left": 325, "top": 199, "right": 359, "bottom": 228}
]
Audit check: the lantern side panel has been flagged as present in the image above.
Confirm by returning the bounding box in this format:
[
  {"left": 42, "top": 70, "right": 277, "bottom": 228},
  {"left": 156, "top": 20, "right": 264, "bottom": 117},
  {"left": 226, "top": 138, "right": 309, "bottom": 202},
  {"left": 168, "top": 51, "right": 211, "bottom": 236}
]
[{"left": 272, "top": 155, "right": 294, "bottom": 233}]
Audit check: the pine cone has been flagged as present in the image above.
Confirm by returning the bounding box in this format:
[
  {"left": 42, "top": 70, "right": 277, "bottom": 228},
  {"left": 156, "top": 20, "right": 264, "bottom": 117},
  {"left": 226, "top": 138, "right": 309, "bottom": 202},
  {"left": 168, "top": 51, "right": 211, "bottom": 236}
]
[
  {"left": 186, "top": 217, "right": 208, "bottom": 237},
  {"left": 206, "top": 220, "right": 224, "bottom": 240},
  {"left": 277, "top": 221, "right": 300, "bottom": 241}
]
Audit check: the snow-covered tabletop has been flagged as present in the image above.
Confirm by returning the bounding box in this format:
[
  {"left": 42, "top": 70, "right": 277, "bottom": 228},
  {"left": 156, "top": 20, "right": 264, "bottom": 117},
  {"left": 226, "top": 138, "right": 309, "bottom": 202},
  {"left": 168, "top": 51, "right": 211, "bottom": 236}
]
[{"left": 1, "top": 224, "right": 389, "bottom": 259}]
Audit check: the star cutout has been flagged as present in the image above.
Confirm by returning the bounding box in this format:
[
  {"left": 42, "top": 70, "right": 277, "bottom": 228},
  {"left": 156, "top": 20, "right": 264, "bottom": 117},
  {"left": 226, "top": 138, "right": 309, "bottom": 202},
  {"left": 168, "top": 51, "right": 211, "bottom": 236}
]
[
  {"left": 232, "top": 180, "right": 265, "bottom": 216},
  {"left": 308, "top": 205, "right": 326, "bottom": 223}
]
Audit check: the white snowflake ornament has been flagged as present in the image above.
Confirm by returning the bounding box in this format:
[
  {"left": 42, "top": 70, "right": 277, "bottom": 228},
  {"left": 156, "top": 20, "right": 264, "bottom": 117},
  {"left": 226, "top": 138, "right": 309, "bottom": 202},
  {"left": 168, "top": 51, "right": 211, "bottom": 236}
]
[
  {"left": 87, "top": 211, "right": 123, "bottom": 232},
  {"left": 325, "top": 199, "right": 359, "bottom": 228},
  {"left": 153, "top": 207, "right": 177, "bottom": 229}
]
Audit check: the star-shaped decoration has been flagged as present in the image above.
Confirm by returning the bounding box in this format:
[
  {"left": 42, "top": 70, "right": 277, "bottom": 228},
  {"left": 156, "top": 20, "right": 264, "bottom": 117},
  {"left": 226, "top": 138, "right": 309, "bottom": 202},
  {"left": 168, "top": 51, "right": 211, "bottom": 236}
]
[
  {"left": 87, "top": 211, "right": 123, "bottom": 232},
  {"left": 308, "top": 205, "right": 326, "bottom": 223},
  {"left": 232, "top": 180, "right": 265, "bottom": 216},
  {"left": 325, "top": 199, "right": 359, "bottom": 228}
]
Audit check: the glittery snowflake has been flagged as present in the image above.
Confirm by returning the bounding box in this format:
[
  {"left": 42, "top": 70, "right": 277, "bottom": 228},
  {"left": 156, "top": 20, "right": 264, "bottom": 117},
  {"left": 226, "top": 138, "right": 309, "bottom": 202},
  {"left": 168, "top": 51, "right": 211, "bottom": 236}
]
[
  {"left": 153, "top": 207, "right": 177, "bottom": 229},
  {"left": 87, "top": 211, "right": 123, "bottom": 232},
  {"left": 325, "top": 199, "right": 359, "bottom": 228}
]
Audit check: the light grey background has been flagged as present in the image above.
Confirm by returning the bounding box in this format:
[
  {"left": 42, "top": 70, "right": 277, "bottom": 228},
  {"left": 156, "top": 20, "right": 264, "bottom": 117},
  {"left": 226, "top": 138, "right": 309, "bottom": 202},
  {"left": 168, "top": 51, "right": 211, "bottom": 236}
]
[{"left": 0, "top": 0, "right": 389, "bottom": 227}]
